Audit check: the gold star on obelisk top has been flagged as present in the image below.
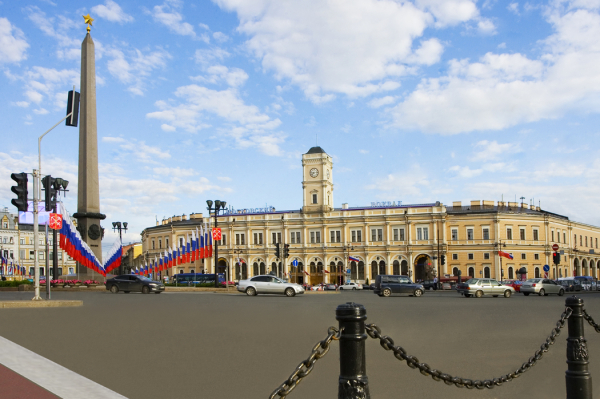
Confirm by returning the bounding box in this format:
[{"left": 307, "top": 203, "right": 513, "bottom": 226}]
[{"left": 83, "top": 14, "right": 94, "bottom": 32}]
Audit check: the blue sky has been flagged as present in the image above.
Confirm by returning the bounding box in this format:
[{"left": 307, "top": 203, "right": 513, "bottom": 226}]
[{"left": 1, "top": 0, "right": 600, "bottom": 257}]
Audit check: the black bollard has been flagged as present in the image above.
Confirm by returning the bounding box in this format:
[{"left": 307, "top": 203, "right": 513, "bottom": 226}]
[
  {"left": 566, "top": 296, "right": 592, "bottom": 399},
  {"left": 337, "top": 302, "right": 370, "bottom": 399}
]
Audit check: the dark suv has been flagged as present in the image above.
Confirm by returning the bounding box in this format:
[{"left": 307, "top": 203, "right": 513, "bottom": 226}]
[
  {"left": 106, "top": 275, "right": 165, "bottom": 294},
  {"left": 374, "top": 275, "right": 425, "bottom": 297},
  {"left": 421, "top": 280, "right": 438, "bottom": 290}
]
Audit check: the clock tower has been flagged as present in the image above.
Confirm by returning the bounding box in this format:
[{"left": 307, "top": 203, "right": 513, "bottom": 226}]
[{"left": 302, "top": 146, "right": 334, "bottom": 213}]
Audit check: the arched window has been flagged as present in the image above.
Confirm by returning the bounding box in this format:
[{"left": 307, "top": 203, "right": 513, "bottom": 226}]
[
  {"left": 351, "top": 261, "right": 357, "bottom": 280},
  {"left": 484, "top": 267, "right": 490, "bottom": 278},
  {"left": 559, "top": 268, "right": 562, "bottom": 278},
  {"left": 508, "top": 267, "right": 514, "bottom": 279},
  {"left": 358, "top": 261, "right": 365, "bottom": 280},
  {"left": 379, "top": 260, "right": 386, "bottom": 275},
  {"left": 393, "top": 260, "right": 400, "bottom": 275},
  {"left": 468, "top": 267, "right": 474, "bottom": 278},
  {"left": 452, "top": 267, "right": 459, "bottom": 276},
  {"left": 534, "top": 267, "right": 540, "bottom": 278},
  {"left": 401, "top": 260, "right": 408, "bottom": 275},
  {"left": 260, "top": 262, "right": 266, "bottom": 275},
  {"left": 371, "top": 261, "right": 378, "bottom": 279},
  {"left": 190, "top": 269, "right": 194, "bottom": 274},
  {"left": 253, "top": 262, "right": 259, "bottom": 276},
  {"left": 272, "top": 262, "right": 277, "bottom": 275},
  {"left": 310, "top": 262, "right": 317, "bottom": 274}
]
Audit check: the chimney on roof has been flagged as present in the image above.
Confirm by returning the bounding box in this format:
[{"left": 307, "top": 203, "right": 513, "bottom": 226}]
[{"left": 452, "top": 201, "right": 462, "bottom": 207}]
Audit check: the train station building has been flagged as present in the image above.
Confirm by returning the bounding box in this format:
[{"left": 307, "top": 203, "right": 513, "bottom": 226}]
[{"left": 140, "top": 146, "right": 600, "bottom": 284}]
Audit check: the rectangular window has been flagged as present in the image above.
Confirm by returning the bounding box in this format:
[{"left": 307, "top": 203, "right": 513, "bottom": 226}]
[
  {"left": 580, "top": 235, "right": 583, "bottom": 246},
  {"left": 20, "top": 238, "right": 25, "bottom": 245},
  {"left": 371, "top": 228, "right": 383, "bottom": 241},
  {"left": 236, "top": 233, "right": 245, "bottom": 245},
  {"left": 596, "top": 238, "right": 598, "bottom": 249},
  {"left": 552, "top": 231, "right": 555, "bottom": 242},
  {"left": 179, "top": 237, "right": 184, "bottom": 247},
  {"left": 452, "top": 253, "right": 458, "bottom": 260},
  {"left": 417, "top": 228, "right": 422, "bottom": 241},
  {"left": 585, "top": 236, "right": 588, "bottom": 247},
  {"left": 20, "top": 250, "right": 25, "bottom": 260},
  {"left": 296, "top": 232, "right": 301, "bottom": 244},
  {"left": 39, "top": 252, "right": 44, "bottom": 260},
  {"left": 290, "top": 232, "right": 301, "bottom": 244},
  {"left": 507, "top": 228, "right": 512, "bottom": 240},
  {"left": 564, "top": 232, "right": 566, "bottom": 244},
  {"left": 521, "top": 253, "right": 526, "bottom": 260},
  {"left": 166, "top": 238, "right": 169, "bottom": 248},
  {"left": 451, "top": 229, "right": 458, "bottom": 240},
  {"left": 483, "top": 228, "right": 489, "bottom": 240},
  {"left": 423, "top": 228, "right": 428, "bottom": 240},
  {"left": 316, "top": 232, "right": 321, "bottom": 243},
  {"left": 329, "top": 230, "right": 341, "bottom": 243},
  {"left": 58, "top": 251, "right": 62, "bottom": 260},
  {"left": 291, "top": 232, "right": 296, "bottom": 244},
  {"left": 467, "top": 229, "right": 474, "bottom": 241},
  {"left": 29, "top": 250, "right": 34, "bottom": 260},
  {"left": 393, "top": 229, "right": 399, "bottom": 241},
  {"left": 534, "top": 253, "right": 539, "bottom": 260},
  {"left": 399, "top": 228, "right": 405, "bottom": 241},
  {"left": 158, "top": 239, "right": 162, "bottom": 249},
  {"left": 29, "top": 267, "right": 34, "bottom": 276},
  {"left": 222, "top": 234, "right": 226, "bottom": 245},
  {"left": 484, "top": 253, "right": 490, "bottom": 260},
  {"left": 312, "top": 194, "right": 317, "bottom": 204},
  {"left": 533, "top": 229, "right": 539, "bottom": 241},
  {"left": 468, "top": 253, "right": 474, "bottom": 260},
  {"left": 351, "top": 230, "right": 362, "bottom": 242},
  {"left": 520, "top": 229, "right": 525, "bottom": 240},
  {"left": 311, "top": 232, "right": 315, "bottom": 243}
]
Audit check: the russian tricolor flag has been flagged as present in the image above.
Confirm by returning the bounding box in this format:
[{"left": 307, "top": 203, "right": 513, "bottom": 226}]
[
  {"left": 349, "top": 256, "right": 360, "bottom": 262},
  {"left": 499, "top": 251, "right": 514, "bottom": 260}
]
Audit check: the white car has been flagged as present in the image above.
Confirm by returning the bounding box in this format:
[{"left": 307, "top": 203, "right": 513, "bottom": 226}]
[
  {"left": 339, "top": 282, "right": 363, "bottom": 290},
  {"left": 237, "top": 275, "right": 305, "bottom": 297}
]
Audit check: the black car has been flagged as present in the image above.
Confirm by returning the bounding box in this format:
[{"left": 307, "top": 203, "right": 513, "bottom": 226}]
[
  {"left": 421, "top": 280, "right": 438, "bottom": 290},
  {"left": 374, "top": 275, "right": 425, "bottom": 297},
  {"left": 106, "top": 275, "right": 165, "bottom": 294}
]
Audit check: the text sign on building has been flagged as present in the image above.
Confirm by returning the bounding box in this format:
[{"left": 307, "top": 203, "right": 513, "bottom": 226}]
[
  {"left": 49, "top": 213, "right": 62, "bottom": 230},
  {"left": 212, "top": 228, "right": 222, "bottom": 240},
  {"left": 370, "top": 201, "right": 402, "bottom": 207},
  {"left": 221, "top": 205, "right": 276, "bottom": 215}
]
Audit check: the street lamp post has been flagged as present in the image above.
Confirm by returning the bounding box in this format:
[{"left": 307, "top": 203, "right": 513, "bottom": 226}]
[
  {"left": 206, "top": 200, "right": 227, "bottom": 288},
  {"left": 496, "top": 239, "right": 506, "bottom": 281},
  {"left": 112, "top": 221, "right": 127, "bottom": 275},
  {"left": 342, "top": 245, "right": 354, "bottom": 285}
]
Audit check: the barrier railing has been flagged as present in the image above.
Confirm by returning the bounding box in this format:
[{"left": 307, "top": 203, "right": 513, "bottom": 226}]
[{"left": 270, "top": 296, "right": 594, "bottom": 399}]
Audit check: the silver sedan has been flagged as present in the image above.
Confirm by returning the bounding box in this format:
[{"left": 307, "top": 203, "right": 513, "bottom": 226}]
[
  {"left": 237, "top": 275, "right": 305, "bottom": 297},
  {"left": 520, "top": 278, "right": 565, "bottom": 296}
]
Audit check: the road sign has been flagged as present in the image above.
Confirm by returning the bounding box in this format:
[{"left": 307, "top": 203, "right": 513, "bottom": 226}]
[
  {"left": 552, "top": 244, "right": 559, "bottom": 251},
  {"left": 543, "top": 264, "right": 550, "bottom": 272},
  {"left": 346, "top": 269, "right": 351, "bottom": 274},
  {"left": 49, "top": 213, "right": 62, "bottom": 230},
  {"left": 212, "top": 228, "right": 222, "bottom": 240},
  {"left": 292, "top": 259, "right": 298, "bottom": 267}
]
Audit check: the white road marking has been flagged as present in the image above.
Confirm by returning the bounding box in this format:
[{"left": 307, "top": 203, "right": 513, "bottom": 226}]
[{"left": 0, "top": 336, "right": 127, "bottom": 399}]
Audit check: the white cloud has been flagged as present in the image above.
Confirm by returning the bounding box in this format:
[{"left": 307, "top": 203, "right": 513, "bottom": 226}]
[
  {"left": 92, "top": 0, "right": 134, "bottom": 23},
  {"left": 194, "top": 47, "right": 230, "bottom": 66},
  {"left": 472, "top": 140, "right": 518, "bottom": 161},
  {"left": 13, "top": 101, "right": 29, "bottom": 108},
  {"left": 365, "top": 165, "right": 429, "bottom": 197},
  {"left": 368, "top": 96, "right": 396, "bottom": 108},
  {"left": 389, "top": 1, "right": 600, "bottom": 134},
  {"left": 449, "top": 165, "right": 483, "bottom": 178},
  {"left": 507, "top": 3, "right": 520, "bottom": 15},
  {"left": 217, "top": 176, "right": 232, "bottom": 182},
  {"left": 9, "top": 67, "right": 79, "bottom": 114},
  {"left": 152, "top": 167, "right": 196, "bottom": 177},
  {"left": 0, "top": 18, "right": 29, "bottom": 64},
  {"left": 26, "top": 7, "right": 79, "bottom": 60},
  {"left": 151, "top": 0, "right": 196, "bottom": 37},
  {"left": 105, "top": 47, "right": 171, "bottom": 95},
  {"left": 103, "top": 136, "right": 170, "bottom": 163},
  {"left": 213, "top": 31, "right": 229, "bottom": 42},
  {"left": 192, "top": 65, "right": 249, "bottom": 87},
  {"left": 33, "top": 108, "right": 49, "bottom": 115},
  {"left": 214, "top": 0, "right": 468, "bottom": 102}
]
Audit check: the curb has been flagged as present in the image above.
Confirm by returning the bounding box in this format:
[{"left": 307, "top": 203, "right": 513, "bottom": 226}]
[{"left": 0, "top": 300, "right": 83, "bottom": 308}]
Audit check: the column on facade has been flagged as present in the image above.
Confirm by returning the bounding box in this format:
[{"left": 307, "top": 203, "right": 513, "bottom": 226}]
[
  {"left": 441, "top": 219, "right": 447, "bottom": 275},
  {"left": 494, "top": 219, "right": 501, "bottom": 281}
]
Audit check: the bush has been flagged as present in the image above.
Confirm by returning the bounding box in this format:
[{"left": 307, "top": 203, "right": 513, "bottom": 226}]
[{"left": 0, "top": 280, "right": 33, "bottom": 287}]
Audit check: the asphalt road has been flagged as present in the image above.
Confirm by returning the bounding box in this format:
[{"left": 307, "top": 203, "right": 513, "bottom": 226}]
[{"left": 1, "top": 289, "right": 600, "bottom": 399}]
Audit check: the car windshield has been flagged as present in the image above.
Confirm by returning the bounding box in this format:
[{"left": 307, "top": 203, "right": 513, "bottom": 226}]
[
  {"left": 526, "top": 278, "right": 542, "bottom": 283},
  {"left": 465, "top": 279, "right": 478, "bottom": 284}
]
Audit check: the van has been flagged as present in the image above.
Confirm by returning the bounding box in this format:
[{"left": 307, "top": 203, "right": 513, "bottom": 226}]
[
  {"left": 374, "top": 275, "right": 425, "bottom": 297},
  {"left": 557, "top": 278, "right": 582, "bottom": 292}
]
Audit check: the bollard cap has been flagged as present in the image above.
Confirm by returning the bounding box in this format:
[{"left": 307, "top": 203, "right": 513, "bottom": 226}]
[
  {"left": 336, "top": 302, "right": 367, "bottom": 321},
  {"left": 566, "top": 295, "right": 584, "bottom": 307}
]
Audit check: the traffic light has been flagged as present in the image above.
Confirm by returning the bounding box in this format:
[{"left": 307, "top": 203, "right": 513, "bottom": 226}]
[
  {"left": 274, "top": 243, "right": 280, "bottom": 258},
  {"left": 283, "top": 244, "right": 289, "bottom": 258},
  {"left": 440, "top": 255, "right": 445, "bottom": 265},
  {"left": 553, "top": 252, "right": 560, "bottom": 265},
  {"left": 42, "top": 175, "right": 57, "bottom": 211},
  {"left": 66, "top": 89, "right": 80, "bottom": 127},
  {"left": 10, "top": 173, "right": 28, "bottom": 212}
]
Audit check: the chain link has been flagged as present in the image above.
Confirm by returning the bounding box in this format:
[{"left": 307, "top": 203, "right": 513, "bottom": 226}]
[
  {"left": 269, "top": 327, "right": 341, "bottom": 399},
  {"left": 582, "top": 308, "right": 600, "bottom": 333},
  {"left": 365, "top": 307, "right": 572, "bottom": 390}
]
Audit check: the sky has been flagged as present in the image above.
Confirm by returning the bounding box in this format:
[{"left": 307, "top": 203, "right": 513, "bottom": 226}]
[{"left": 1, "top": 0, "right": 600, "bottom": 258}]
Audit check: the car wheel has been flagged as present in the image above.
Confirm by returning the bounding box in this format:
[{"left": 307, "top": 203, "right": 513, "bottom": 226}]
[
  {"left": 475, "top": 290, "right": 483, "bottom": 298},
  {"left": 110, "top": 285, "right": 119, "bottom": 294},
  {"left": 414, "top": 289, "right": 423, "bottom": 297},
  {"left": 285, "top": 288, "right": 295, "bottom": 297},
  {"left": 142, "top": 286, "right": 150, "bottom": 294},
  {"left": 383, "top": 288, "right": 392, "bottom": 297},
  {"left": 246, "top": 287, "right": 257, "bottom": 296},
  {"left": 352, "top": 287, "right": 356, "bottom": 290},
  {"left": 523, "top": 292, "right": 530, "bottom": 296},
  {"left": 504, "top": 290, "right": 512, "bottom": 298},
  {"left": 538, "top": 289, "right": 545, "bottom": 296},
  {"left": 558, "top": 289, "right": 565, "bottom": 296}
]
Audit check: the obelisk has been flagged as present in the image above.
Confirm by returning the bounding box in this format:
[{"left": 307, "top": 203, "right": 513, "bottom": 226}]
[{"left": 73, "top": 14, "right": 105, "bottom": 276}]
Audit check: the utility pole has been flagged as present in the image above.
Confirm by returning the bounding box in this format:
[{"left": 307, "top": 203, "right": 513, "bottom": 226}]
[{"left": 32, "top": 169, "right": 41, "bottom": 300}]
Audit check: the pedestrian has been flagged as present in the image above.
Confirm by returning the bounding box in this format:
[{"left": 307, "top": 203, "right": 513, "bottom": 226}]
[{"left": 433, "top": 276, "right": 438, "bottom": 290}]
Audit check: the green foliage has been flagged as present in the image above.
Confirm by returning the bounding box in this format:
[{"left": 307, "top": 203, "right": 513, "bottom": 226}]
[{"left": 0, "top": 280, "right": 33, "bottom": 287}]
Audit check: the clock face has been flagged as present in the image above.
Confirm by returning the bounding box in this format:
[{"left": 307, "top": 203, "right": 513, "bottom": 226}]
[{"left": 310, "top": 168, "right": 319, "bottom": 178}]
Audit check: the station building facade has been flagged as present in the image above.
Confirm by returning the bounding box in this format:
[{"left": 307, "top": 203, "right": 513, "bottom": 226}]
[{"left": 140, "top": 147, "right": 600, "bottom": 284}]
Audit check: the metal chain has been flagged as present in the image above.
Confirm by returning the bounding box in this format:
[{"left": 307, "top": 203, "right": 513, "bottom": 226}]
[
  {"left": 365, "top": 307, "right": 572, "bottom": 390},
  {"left": 582, "top": 308, "right": 600, "bottom": 333},
  {"left": 269, "top": 327, "right": 341, "bottom": 399}
]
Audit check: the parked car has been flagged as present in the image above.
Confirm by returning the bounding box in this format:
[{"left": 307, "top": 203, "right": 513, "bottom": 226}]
[
  {"left": 374, "top": 275, "right": 424, "bottom": 297},
  {"left": 237, "top": 275, "right": 305, "bottom": 297},
  {"left": 501, "top": 280, "right": 523, "bottom": 292},
  {"left": 339, "top": 282, "right": 363, "bottom": 290},
  {"left": 456, "top": 278, "right": 515, "bottom": 298},
  {"left": 521, "top": 278, "right": 565, "bottom": 296},
  {"left": 557, "top": 279, "right": 582, "bottom": 292},
  {"left": 441, "top": 282, "right": 452, "bottom": 290},
  {"left": 324, "top": 284, "right": 338, "bottom": 290},
  {"left": 421, "top": 280, "right": 438, "bottom": 290},
  {"left": 105, "top": 275, "right": 165, "bottom": 294}
]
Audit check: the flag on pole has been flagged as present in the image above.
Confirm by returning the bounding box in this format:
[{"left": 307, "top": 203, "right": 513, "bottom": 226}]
[
  {"left": 191, "top": 230, "right": 196, "bottom": 262},
  {"left": 186, "top": 234, "right": 191, "bottom": 263},
  {"left": 200, "top": 228, "right": 205, "bottom": 259},
  {"left": 349, "top": 256, "right": 360, "bottom": 262},
  {"left": 498, "top": 251, "right": 513, "bottom": 260},
  {"left": 195, "top": 227, "right": 200, "bottom": 260}
]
